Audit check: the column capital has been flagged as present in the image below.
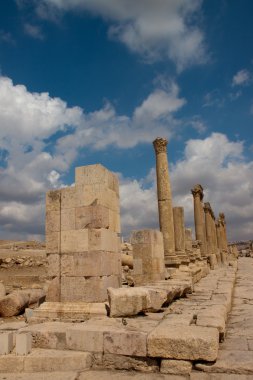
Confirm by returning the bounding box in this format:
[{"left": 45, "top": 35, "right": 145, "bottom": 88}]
[
  {"left": 191, "top": 184, "right": 204, "bottom": 200},
  {"left": 153, "top": 137, "right": 168, "bottom": 154}
]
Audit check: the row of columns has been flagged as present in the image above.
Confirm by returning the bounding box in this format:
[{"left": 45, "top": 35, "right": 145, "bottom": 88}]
[{"left": 153, "top": 137, "right": 229, "bottom": 268}]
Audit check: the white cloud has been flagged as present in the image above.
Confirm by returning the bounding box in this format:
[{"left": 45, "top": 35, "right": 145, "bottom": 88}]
[
  {"left": 119, "top": 133, "right": 253, "bottom": 242},
  {"left": 232, "top": 69, "right": 251, "bottom": 87},
  {"left": 0, "top": 75, "right": 186, "bottom": 239},
  {"left": 29, "top": 0, "right": 207, "bottom": 70},
  {"left": 1, "top": 75, "right": 251, "bottom": 242},
  {"left": 24, "top": 23, "right": 44, "bottom": 40}
]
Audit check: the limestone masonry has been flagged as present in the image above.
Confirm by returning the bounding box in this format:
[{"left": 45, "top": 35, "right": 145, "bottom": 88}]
[{"left": 0, "top": 137, "right": 252, "bottom": 379}]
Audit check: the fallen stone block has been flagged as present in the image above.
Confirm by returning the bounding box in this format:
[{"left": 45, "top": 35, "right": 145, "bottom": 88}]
[
  {"left": 108, "top": 287, "right": 151, "bottom": 317},
  {"left": 147, "top": 325, "right": 219, "bottom": 361},
  {"left": 160, "top": 359, "right": 192, "bottom": 375},
  {"left": 0, "top": 291, "right": 30, "bottom": 317},
  {"left": 140, "top": 287, "right": 168, "bottom": 311}
]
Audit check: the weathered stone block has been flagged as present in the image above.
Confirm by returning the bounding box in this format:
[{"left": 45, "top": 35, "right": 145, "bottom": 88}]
[
  {"left": 45, "top": 211, "right": 60, "bottom": 234},
  {"left": 108, "top": 287, "right": 151, "bottom": 317},
  {"left": 46, "top": 232, "right": 60, "bottom": 254},
  {"left": 100, "top": 353, "right": 159, "bottom": 372},
  {"left": 67, "top": 324, "right": 105, "bottom": 352},
  {"left": 61, "top": 252, "right": 120, "bottom": 277},
  {"left": 61, "top": 275, "right": 120, "bottom": 302},
  {"left": 47, "top": 254, "right": 60, "bottom": 277},
  {"left": 60, "top": 186, "right": 76, "bottom": 209},
  {"left": 104, "top": 329, "right": 147, "bottom": 357},
  {"left": 109, "top": 209, "right": 121, "bottom": 233},
  {"left": 131, "top": 229, "right": 163, "bottom": 245},
  {"left": 75, "top": 164, "right": 119, "bottom": 194},
  {"left": 75, "top": 184, "right": 119, "bottom": 212},
  {"left": 160, "top": 359, "right": 192, "bottom": 374},
  {"left": 133, "top": 273, "right": 166, "bottom": 287},
  {"left": 88, "top": 229, "right": 119, "bottom": 252},
  {"left": 0, "top": 331, "right": 14, "bottom": 354},
  {"left": 61, "top": 229, "right": 89, "bottom": 253},
  {"left": 46, "top": 277, "right": 60, "bottom": 302},
  {"left": 61, "top": 208, "right": 76, "bottom": 231},
  {"left": 16, "top": 332, "right": 32, "bottom": 356},
  {"left": 75, "top": 205, "right": 110, "bottom": 229},
  {"left": 23, "top": 349, "right": 92, "bottom": 372},
  {"left": 147, "top": 325, "right": 219, "bottom": 361},
  {"left": 46, "top": 190, "right": 61, "bottom": 212}
]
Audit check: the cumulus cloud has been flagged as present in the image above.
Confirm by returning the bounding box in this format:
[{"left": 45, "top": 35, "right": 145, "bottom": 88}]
[
  {"left": 1, "top": 76, "right": 251, "bottom": 242},
  {"left": 25, "top": 0, "right": 207, "bottom": 70},
  {"left": 120, "top": 133, "right": 253, "bottom": 242},
  {"left": 0, "top": 75, "right": 187, "bottom": 239},
  {"left": 232, "top": 69, "right": 251, "bottom": 87}
]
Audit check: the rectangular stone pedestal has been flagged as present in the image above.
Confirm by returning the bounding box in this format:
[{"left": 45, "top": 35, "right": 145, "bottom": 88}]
[{"left": 27, "top": 302, "right": 108, "bottom": 323}]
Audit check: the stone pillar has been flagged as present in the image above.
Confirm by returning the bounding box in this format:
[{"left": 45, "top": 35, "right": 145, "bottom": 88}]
[
  {"left": 185, "top": 228, "right": 195, "bottom": 261},
  {"left": 131, "top": 229, "right": 165, "bottom": 285},
  {"left": 191, "top": 184, "right": 207, "bottom": 257},
  {"left": 203, "top": 202, "right": 217, "bottom": 269},
  {"left": 153, "top": 137, "right": 179, "bottom": 266},
  {"left": 219, "top": 213, "right": 228, "bottom": 252},
  {"left": 211, "top": 211, "right": 221, "bottom": 265},
  {"left": 46, "top": 164, "right": 121, "bottom": 303},
  {"left": 218, "top": 212, "right": 228, "bottom": 263},
  {"left": 173, "top": 207, "right": 188, "bottom": 264}
]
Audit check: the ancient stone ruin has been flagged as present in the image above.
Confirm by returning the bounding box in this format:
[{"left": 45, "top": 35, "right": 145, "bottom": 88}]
[{"left": 0, "top": 137, "right": 252, "bottom": 379}]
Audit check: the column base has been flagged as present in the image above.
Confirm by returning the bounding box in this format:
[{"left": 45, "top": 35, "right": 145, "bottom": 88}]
[
  {"left": 176, "top": 252, "right": 190, "bottom": 265},
  {"left": 209, "top": 254, "right": 218, "bottom": 270},
  {"left": 164, "top": 255, "right": 181, "bottom": 267}
]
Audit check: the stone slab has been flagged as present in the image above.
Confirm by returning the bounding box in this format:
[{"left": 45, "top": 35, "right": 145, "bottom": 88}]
[
  {"left": 160, "top": 359, "right": 192, "bottom": 375},
  {"left": 147, "top": 325, "right": 219, "bottom": 361},
  {"left": 196, "top": 350, "right": 253, "bottom": 374}
]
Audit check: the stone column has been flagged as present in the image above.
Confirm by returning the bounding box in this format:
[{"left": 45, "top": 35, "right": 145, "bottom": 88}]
[
  {"left": 191, "top": 184, "right": 207, "bottom": 257},
  {"left": 218, "top": 212, "right": 228, "bottom": 263},
  {"left": 210, "top": 210, "right": 221, "bottom": 265},
  {"left": 185, "top": 228, "right": 195, "bottom": 261},
  {"left": 153, "top": 137, "right": 179, "bottom": 266},
  {"left": 219, "top": 213, "right": 228, "bottom": 252},
  {"left": 204, "top": 202, "right": 217, "bottom": 269},
  {"left": 173, "top": 207, "right": 188, "bottom": 264}
]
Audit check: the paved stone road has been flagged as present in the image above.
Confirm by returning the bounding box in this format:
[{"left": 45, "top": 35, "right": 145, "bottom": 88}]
[
  {"left": 196, "top": 257, "right": 253, "bottom": 378},
  {"left": 1, "top": 258, "right": 253, "bottom": 380}
]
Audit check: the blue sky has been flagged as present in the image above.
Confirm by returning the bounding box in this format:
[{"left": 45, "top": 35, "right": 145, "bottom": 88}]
[{"left": 0, "top": 0, "right": 252, "bottom": 241}]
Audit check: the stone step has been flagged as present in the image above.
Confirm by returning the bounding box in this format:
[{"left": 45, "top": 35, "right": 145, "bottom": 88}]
[
  {"left": 0, "top": 349, "right": 92, "bottom": 373},
  {"left": 0, "top": 372, "right": 78, "bottom": 380}
]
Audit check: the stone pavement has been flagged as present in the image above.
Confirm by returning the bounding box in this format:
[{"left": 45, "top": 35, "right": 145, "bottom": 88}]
[
  {"left": 197, "top": 257, "right": 253, "bottom": 376},
  {"left": 2, "top": 258, "right": 253, "bottom": 379}
]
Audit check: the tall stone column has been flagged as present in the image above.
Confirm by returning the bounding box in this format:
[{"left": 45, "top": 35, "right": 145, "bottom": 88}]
[
  {"left": 153, "top": 137, "right": 179, "bottom": 266},
  {"left": 173, "top": 207, "right": 188, "bottom": 264},
  {"left": 191, "top": 184, "right": 207, "bottom": 257},
  {"left": 204, "top": 202, "right": 218, "bottom": 268}
]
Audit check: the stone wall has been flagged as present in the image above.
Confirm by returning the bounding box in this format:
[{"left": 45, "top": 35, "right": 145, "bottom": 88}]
[{"left": 46, "top": 164, "right": 121, "bottom": 303}]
